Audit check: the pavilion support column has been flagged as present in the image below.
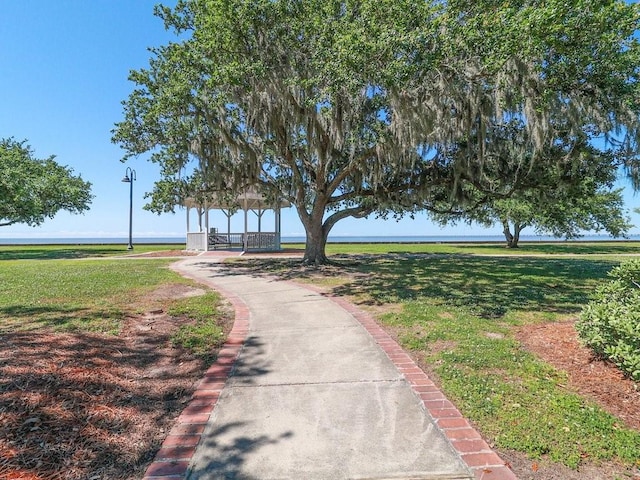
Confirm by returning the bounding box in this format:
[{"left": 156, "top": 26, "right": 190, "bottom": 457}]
[
  {"left": 275, "top": 206, "right": 281, "bottom": 250},
  {"left": 204, "top": 203, "right": 209, "bottom": 252},
  {"left": 185, "top": 206, "right": 190, "bottom": 250},
  {"left": 243, "top": 199, "right": 249, "bottom": 252}
]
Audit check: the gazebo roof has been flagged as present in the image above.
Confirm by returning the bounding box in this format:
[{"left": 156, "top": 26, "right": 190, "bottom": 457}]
[{"left": 182, "top": 187, "right": 291, "bottom": 210}]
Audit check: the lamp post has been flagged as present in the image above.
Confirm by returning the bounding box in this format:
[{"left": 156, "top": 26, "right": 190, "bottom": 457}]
[{"left": 121, "top": 167, "right": 136, "bottom": 250}]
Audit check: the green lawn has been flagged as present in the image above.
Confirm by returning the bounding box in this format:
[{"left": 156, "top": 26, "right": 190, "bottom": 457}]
[
  {"left": 0, "top": 243, "right": 184, "bottom": 261},
  {"left": 335, "top": 254, "right": 613, "bottom": 317},
  {"left": 168, "top": 292, "right": 228, "bottom": 360},
  {"left": 0, "top": 258, "right": 181, "bottom": 333},
  {"left": 0, "top": 245, "right": 222, "bottom": 356},
  {"left": 284, "top": 240, "right": 640, "bottom": 256}
]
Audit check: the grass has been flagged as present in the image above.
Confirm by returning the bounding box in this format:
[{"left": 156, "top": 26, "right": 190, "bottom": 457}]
[
  {"left": 0, "top": 243, "right": 227, "bottom": 358},
  {"left": 0, "top": 257, "right": 190, "bottom": 333},
  {"left": 284, "top": 240, "right": 640, "bottom": 257},
  {"left": 168, "top": 292, "right": 228, "bottom": 359},
  {"left": 333, "top": 255, "right": 614, "bottom": 318},
  {"left": 384, "top": 300, "right": 639, "bottom": 468},
  {"left": 0, "top": 243, "right": 184, "bottom": 261}
]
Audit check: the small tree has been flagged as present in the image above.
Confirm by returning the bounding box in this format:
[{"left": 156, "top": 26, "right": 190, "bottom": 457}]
[{"left": 0, "top": 138, "right": 93, "bottom": 227}]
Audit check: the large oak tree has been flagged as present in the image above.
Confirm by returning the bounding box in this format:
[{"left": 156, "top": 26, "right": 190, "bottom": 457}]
[{"left": 113, "top": 0, "right": 640, "bottom": 263}]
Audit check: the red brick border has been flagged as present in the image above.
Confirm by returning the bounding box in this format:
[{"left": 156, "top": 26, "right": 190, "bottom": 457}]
[
  {"left": 304, "top": 285, "right": 518, "bottom": 480},
  {"left": 142, "top": 266, "right": 250, "bottom": 480}
]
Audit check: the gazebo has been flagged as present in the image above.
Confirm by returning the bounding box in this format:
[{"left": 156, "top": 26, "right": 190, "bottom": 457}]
[{"left": 183, "top": 188, "right": 290, "bottom": 252}]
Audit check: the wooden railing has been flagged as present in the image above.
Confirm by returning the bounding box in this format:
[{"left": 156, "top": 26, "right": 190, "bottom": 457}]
[
  {"left": 208, "top": 233, "right": 241, "bottom": 249},
  {"left": 187, "top": 232, "right": 280, "bottom": 251},
  {"left": 246, "top": 232, "right": 276, "bottom": 250}
]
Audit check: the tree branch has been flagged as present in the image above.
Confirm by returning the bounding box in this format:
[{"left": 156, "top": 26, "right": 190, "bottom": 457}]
[{"left": 323, "top": 205, "right": 374, "bottom": 234}]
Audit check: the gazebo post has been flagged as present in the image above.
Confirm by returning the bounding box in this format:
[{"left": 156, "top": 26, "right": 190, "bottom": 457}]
[
  {"left": 243, "top": 195, "right": 249, "bottom": 252},
  {"left": 204, "top": 201, "right": 210, "bottom": 251},
  {"left": 275, "top": 206, "right": 281, "bottom": 249}
]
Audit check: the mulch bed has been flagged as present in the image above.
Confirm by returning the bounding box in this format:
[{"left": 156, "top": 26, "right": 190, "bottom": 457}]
[
  {"left": 515, "top": 320, "right": 640, "bottom": 431},
  {"left": 0, "top": 286, "right": 229, "bottom": 480},
  {"left": 502, "top": 320, "right": 640, "bottom": 480}
]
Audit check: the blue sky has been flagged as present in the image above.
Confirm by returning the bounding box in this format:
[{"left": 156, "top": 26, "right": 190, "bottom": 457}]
[{"left": 1, "top": 1, "right": 638, "bottom": 240}]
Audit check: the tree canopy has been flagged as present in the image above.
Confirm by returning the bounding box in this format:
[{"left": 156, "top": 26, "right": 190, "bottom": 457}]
[
  {"left": 0, "top": 138, "right": 93, "bottom": 228},
  {"left": 113, "top": 0, "right": 640, "bottom": 263}
]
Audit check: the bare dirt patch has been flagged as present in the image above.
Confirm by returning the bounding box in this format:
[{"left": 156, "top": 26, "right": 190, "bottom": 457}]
[
  {"left": 146, "top": 283, "right": 208, "bottom": 302},
  {"left": 0, "top": 285, "right": 232, "bottom": 480}
]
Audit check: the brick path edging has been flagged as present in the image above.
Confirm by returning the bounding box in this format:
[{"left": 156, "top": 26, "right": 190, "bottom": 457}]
[
  {"left": 143, "top": 260, "right": 517, "bottom": 480},
  {"left": 142, "top": 268, "right": 250, "bottom": 480},
  {"left": 299, "top": 282, "right": 518, "bottom": 480}
]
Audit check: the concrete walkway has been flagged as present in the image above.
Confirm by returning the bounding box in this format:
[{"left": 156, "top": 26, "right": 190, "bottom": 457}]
[{"left": 143, "top": 255, "right": 517, "bottom": 480}]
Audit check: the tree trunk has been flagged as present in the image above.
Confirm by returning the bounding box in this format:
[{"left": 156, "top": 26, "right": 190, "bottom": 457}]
[
  {"left": 301, "top": 209, "right": 329, "bottom": 265},
  {"left": 511, "top": 223, "right": 522, "bottom": 248},
  {"left": 502, "top": 219, "right": 522, "bottom": 248},
  {"left": 502, "top": 219, "right": 518, "bottom": 248}
]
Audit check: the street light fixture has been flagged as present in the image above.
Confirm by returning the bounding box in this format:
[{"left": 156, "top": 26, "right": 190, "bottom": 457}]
[{"left": 121, "top": 167, "right": 136, "bottom": 250}]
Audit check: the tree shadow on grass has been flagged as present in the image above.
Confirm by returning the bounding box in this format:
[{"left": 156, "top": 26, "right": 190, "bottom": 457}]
[
  {"left": 194, "top": 256, "right": 363, "bottom": 282},
  {"left": 335, "top": 254, "right": 618, "bottom": 317},
  {"left": 0, "top": 246, "right": 129, "bottom": 261},
  {"left": 0, "top": 304, "right": 115, "bottom": 332},
  {"left": 207, "top": 254, "right": 617, "bottom": 319}
]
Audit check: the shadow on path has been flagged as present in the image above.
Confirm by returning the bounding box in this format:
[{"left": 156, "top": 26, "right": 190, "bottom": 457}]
[{"left": 188, "top": 422, "right": 294, "bottom": 479}]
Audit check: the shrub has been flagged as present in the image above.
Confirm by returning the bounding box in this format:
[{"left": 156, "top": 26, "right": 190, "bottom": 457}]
[{"left": 577, "top": 260, "right": 640, "bottom": 381}]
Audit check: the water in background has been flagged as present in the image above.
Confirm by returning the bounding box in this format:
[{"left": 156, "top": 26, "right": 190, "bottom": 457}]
[
  {"left": 284, "top": 234, "right": 640, "bottom": 243},
  {"left": 0, "top": 234, "right": 638, "bottom": 245}
]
